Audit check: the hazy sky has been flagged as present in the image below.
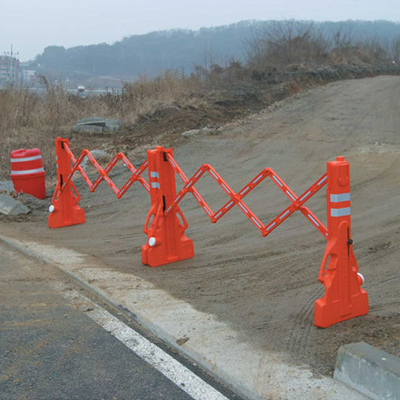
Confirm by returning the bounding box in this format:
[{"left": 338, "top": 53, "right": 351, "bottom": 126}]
[{"left": 1, "top": 0, "right": 399, "bottom": 61}]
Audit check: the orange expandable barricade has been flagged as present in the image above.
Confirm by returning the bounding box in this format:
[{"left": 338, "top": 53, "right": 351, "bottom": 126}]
[
  {"left": 47, "top": 137, "right": 368, "bottom": 328},
  {"left": 142, "top": 147, "right": 194, "bottom": 267},
  {"left": 314, "top": 157, "right": 368, "bottom": 328}
]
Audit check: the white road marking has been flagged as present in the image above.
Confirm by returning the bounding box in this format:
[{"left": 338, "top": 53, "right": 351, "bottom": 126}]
[{"left": 65, "top": 291, "right": 229, "bottom": 400}]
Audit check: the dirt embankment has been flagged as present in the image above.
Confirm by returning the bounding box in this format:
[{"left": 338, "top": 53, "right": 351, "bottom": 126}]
[
  {"left": 101, "top": 63, "right": 400, "bottom": 151},
  {"left": 2, "top": 75, "right": 400, "bottom": 377},
  {"left": 3, "top": 62, "right": 398, "bottom": 184}
]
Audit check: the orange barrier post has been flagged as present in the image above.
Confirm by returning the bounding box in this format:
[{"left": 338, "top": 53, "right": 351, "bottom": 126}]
[
  {"left": 314, "top": 156, "right": 368, "bottom": 328},
  {"left": 142, "top": 146, "right": 194, "bottom": 267},
  {"left": 48, "top": 138, "right": 86, "bottom": 228}
]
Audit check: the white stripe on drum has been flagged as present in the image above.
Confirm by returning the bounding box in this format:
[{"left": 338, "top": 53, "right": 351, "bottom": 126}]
[
  {"left": 10, "top": 167, "right": 45, "bottom": 175},
  {"left": 10, "top": 155, "right": 42, "bottom": 163}
]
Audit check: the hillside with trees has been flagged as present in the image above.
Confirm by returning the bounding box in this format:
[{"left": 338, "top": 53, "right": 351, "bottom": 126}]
[{"left": 32, "top": 20, "right": 400, "bottom": 85}]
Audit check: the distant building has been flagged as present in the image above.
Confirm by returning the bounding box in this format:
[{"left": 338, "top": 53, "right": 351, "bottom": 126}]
[
  {"left": 0, "top": 55, "right": 20, "bottom": 87},
  {"left": 21, "top": 69, "right": 36, "bottom": 86}
]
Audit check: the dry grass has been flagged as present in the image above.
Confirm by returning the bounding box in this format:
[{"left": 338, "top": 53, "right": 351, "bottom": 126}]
[
  {"left": 0, "top": 72, "right": 204, "bottom": 180},
  {"left": 1, "top": 33, "right": 399, "bottom": 182}
]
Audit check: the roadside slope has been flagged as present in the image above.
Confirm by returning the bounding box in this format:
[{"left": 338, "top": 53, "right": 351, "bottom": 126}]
[{"left": 2, "top": 75, "right": 400, "bottom": 376}]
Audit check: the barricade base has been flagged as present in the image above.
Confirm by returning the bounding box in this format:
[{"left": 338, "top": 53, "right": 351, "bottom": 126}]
[
  {"left": 142, "top": 237, "right": 194, "bottom": 268},
  {"left": 48, "top": 190, "right": 86, "bottom": 229},
  {"left": 48, "top": 208, "right": 86, "bottom": 229},
  {"left": 314, "top": 290, "right": 369, "bottom": 328}
]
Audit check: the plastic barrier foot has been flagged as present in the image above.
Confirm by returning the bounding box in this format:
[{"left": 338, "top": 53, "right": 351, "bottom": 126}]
[
  {"left": 142, "top": 210, "right": 194, "bottom": 267},
  {"left": 314, "top": 238, "right": 369, "bottom": 328},
  {"left": 48, "top": 182, "right": 86, "bottom": 228},
  {"left": 142, "top": 146, "right": 194, "bottom": 267},
  {"left": 314, "top": 157, "right": 368, "bottom": 328}
]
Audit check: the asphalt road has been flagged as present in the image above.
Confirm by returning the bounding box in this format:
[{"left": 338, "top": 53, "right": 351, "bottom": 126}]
[{"left": 0, "top": 242, "right": 233, "bottom": 400}]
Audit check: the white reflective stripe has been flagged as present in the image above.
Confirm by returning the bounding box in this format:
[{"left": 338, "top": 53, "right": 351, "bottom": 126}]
[
  {"left": 209, "top": 170, "right": 219, "bottom": 180},
  {"left": 11, "top": 167, "right": 45, "bottom": 175},
  {"left": 266, "top": 222, "right": 276, "bottom": 231},
  {"left": 279, "top": 210, "right": 290, "bottom": 220},
  {"left": 240, "top": 187, "right": 250, "bottom": 196},
  {"left": 253, "top": 175, "right": 263, "bottom": 184},
  {"left": 193, "top": 192, "right": 201, "bottom": 203},
  {"left": 300, "top": 190, "right": 311, "bottom": 202},
  {"left": 221, "top": 183, "right": 230, "bottom": 193},
  {"left": 150, "top": 171, "right": 159, "bottom": 178},
  {"left": 215, "top": 211, "right": 222, "bottom": 219},
  {"left": 286, "top": 190, "right": 296, "bottom": 201},
  {"left": 272, "top": 175, "right": 283, "bottom": 187},
  {"left": 308, "top": 213, "right": 320, "bottom": 227},
  {"left": 10, "top": 155, "right": 42, "bottom": 163},
  {"left": 317, "top": 176, "right": 327, "bottom": 186},
  {"left": 251, "top": 217, "right": 262, "bottom": 229},
  {"left": 151, "top": 182, "right": 160, "bottom": 189},
  {"left": 331, "top": 207, "right": 351, "bottom": 217},
  {"left": 225, "top": 201, "right": 234, "bottom": 209},
  {"left": 238, "top": 203, "right": 248, "bottom": 213},
  {"left": 330, "top": 193, "right": 350, "bottom": 203}
]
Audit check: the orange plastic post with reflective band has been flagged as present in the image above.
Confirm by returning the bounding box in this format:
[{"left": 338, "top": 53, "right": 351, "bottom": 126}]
[
  {"left": 48, "top": 138, "right": 85, "bottom": 228},
  {"left": 142, "top": 146, "right": 194, "bottom": 267},
  {"left": 314, "top": 156, "right": 368, "bottom": 328}
]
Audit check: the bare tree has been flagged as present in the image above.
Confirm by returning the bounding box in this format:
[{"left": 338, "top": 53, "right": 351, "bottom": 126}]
[
  {"left": 246, "top": 20, "right": 329, "bottom": 70},
  {"left": 389, "top": 37, "right": 400, "bottom": 62}
]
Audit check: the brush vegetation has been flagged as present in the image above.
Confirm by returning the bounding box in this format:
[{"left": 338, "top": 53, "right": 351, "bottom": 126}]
[{"left": 1, "top": 20, "right": 400, "bottom": 181}]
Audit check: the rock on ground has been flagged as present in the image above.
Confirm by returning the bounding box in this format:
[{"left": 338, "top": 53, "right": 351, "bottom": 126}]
[{"left": 0, "top": 195, "right": 30, "bottom": 215}]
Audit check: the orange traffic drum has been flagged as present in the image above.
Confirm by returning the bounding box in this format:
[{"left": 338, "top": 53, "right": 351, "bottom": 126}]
[{"left": 10, "top": 148, "right": 46, "bottom": 199}]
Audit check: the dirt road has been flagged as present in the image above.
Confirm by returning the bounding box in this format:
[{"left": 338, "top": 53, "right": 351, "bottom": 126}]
[{"left": 2, "top": 75, "right": 400, "bottom": 375}]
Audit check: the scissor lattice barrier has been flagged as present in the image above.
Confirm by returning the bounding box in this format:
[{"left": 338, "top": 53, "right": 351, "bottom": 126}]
[
  {"left": 55, "top": 144, "right": 150, "bottom": 199},
  {"left": 49, "top": 138, "right": 368, "bottom": 328},
  {"left": 165, "top": 152, "right": 328, "bottom": 238}
]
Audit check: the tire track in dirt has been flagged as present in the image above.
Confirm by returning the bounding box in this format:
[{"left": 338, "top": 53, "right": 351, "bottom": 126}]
[{"left": 287, "top": 286, "right": 325, "bottom": 358}]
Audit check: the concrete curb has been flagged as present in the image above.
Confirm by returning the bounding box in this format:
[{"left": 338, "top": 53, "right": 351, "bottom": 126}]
[
  {"left": 334, "top": 342, "right": 400, "bottom": 400},
  {"left": 0, "top": 235, "right": 369, "bottom": 400},
  {"left": 0, "top": 235, "right": 255, "bottom": 400}
]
